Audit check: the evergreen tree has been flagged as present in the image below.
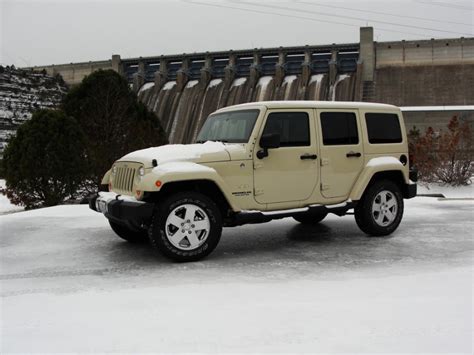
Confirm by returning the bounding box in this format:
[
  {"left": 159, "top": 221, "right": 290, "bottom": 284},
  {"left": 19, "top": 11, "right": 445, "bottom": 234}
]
[
  {"left": 62, "top": 70, "right": 167, "bottom": 185},
  {"left": 2, "top": 109, "right": 88, "bottom": 209}
]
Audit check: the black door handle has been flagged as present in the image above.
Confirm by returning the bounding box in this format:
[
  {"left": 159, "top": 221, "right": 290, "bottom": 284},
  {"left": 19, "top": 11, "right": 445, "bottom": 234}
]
[
  {"left": 300, "top": 154, "right": 317, "bottom": 160},
  {"left": 346, "top": 151, "right": 361, "bottom": 158}
]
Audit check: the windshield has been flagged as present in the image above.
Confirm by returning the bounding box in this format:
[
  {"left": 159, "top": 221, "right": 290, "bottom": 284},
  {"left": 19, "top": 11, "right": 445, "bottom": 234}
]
[{"left": 196, "top": 109, "right": 259, "bottom": 143}]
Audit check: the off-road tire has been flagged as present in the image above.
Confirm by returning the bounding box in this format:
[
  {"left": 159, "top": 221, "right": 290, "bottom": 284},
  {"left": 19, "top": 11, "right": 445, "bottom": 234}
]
[
  {"left": 148, "top": 192, "right": 222, "bottom": 262},
  {"left": 109, "top": 220, "right": 148, "bottom": 243},
  {"left": 293, "top": 212, "right": 328, "bottom": 225},
  {"left": 355, "top": 179, "right": 404, "bottom": 236}
]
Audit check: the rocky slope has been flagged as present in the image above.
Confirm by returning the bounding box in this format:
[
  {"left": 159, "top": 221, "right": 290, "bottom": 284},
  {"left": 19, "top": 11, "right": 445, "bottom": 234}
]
[{"left": 0, "top": 66, "right": 68, "bottom": 157}]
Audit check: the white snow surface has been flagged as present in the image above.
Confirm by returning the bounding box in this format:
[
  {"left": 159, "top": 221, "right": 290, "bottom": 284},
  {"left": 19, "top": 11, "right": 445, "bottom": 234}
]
[
  {"left": 418, "top": 182, "right": 474, "bottom": 198},
  {"left": 231, "top": 77, "right": 247, "bottom": 87},
  {"left": 162, "top": 81, "right": 176, "bottom": 91},
  {"left": 0, "top": 179, "right": 23, "bottom": 215},
  {"left": 309, "top": 73, "right": 325, "bottom": 85},
  {"left": 208, "top": 78, "right": 222, "bottom": 89},
  {"left": 257, "top": 75, "right": 273, "bottom": 87},
  {"left": 120, "top": 141, "right": 230, "bottom": 165},
  {"left": 185, "top": 80, "right": 199, "bottom": 89},
  {"left": 1, "top": 197, "right": 473, "bottom": 352},
  {"left": 153, "top": 161, "right": 215, "bottom": 174},
  {"left": 282, "top": 75, "right": 297, "bottom": 86},
  {"left": 138, "top": 82, "right": 154, "bottom": 94}
]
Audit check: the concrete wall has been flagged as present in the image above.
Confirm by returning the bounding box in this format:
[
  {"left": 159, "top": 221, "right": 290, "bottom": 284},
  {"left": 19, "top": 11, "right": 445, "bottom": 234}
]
[
  {"left": 403, "top": 110, "right": 474, "bottom": 133},
  {"left": 30, "top": 60, "right": 113, "bottom": 85}
]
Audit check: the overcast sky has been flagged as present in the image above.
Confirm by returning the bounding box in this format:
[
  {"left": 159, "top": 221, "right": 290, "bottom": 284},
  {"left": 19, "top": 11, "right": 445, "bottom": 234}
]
[{"left": 1, "top": 0, "right": 472, "bottom": 67}]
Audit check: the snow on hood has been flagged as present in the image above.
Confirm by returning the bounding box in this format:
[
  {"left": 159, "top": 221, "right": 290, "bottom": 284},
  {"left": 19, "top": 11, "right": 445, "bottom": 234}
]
[{"left": 119, "top": 141, "right": 231, "bottom": 166}]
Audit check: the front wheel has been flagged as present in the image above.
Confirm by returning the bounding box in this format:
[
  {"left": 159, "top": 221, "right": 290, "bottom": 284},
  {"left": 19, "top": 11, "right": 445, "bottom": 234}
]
[
  {"left": 148, "top": 192, "right": 222, "bottom": 262},
  {"left": 355, "top": 179, "right": 404, "bottom": 236}
]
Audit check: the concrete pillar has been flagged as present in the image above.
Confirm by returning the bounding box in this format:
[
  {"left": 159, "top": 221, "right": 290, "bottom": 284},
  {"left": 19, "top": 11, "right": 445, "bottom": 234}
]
[
  {"left": 111, "top": 54, "right": 122, "bottom": 74},
  {"left": 359, "top": 27, "right": 375, "bottom": 82},
  {"left": 274, "top": 48, "right": 286, "bottom": 87},
  {"left": 301, "top": 47, "right": 312, "bottom": 86},
  {"left": 154, "top": 57, "right": 168, "bottom": 90},
  {"left": 329, "top": 48, "right": 338, "bottom": 86},
  {"left": 176, "top": 57, "right": 189, "bottom": 91},
  {"left": 354, "top": 60, "right": 364, "bottom": 101},
  {"left": 224, "top": 52, "right": 236, "bottom": 85},
  {"left": 249, "top": 50, "right": 261, "bottom": 88},
  {"left": 132, "top": 59, "right": 145, "bottom": 92},
  {"left": 200, "top": 53, "right": 213, "bottom": 86}
]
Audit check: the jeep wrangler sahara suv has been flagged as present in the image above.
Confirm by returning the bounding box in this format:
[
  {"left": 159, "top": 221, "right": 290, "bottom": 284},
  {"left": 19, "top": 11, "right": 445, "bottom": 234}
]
[{"left": 90, "top": 101, "right": 417, "bottom": 262}]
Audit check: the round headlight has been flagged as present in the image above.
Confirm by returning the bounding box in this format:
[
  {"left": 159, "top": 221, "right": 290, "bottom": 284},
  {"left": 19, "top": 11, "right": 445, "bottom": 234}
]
[
  {"left": 112, "top": 165, "right": 117, "bottom": 175},
  {"left": 139, "top": 167, "right": 145, "bottom": 176}
]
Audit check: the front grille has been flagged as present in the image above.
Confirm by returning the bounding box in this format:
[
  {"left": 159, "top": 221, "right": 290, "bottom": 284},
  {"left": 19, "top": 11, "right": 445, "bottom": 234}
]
[{"left": 114, "top": 166, "right": 137, "bottom": 193}]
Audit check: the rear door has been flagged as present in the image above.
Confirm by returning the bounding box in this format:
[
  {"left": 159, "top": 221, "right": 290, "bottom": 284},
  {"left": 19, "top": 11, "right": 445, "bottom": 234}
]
[
  {"left": 253, "top": 109, "right": 318, "bottom": 204},
  {"left": 317, "top": 109, "right": 364, "bottom": 199}
]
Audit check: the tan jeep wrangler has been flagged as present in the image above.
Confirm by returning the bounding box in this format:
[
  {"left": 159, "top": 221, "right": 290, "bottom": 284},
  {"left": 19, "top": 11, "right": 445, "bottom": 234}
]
[{"left": 90, "top": 101, "right": 417, "bottom": 262}]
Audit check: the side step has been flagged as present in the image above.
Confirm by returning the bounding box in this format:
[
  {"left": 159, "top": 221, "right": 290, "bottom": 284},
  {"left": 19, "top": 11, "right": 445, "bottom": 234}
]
[{"left": 227, "top": 202, "right": 356, "bottom": 227}]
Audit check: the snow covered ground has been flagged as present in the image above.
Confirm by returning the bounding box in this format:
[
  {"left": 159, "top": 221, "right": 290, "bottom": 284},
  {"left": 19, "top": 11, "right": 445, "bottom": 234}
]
[
  {"left": 0, "top": 195, "right": 473, "bottom": 352},
  {"left": 0, "top": 179, "right": 23, "bottom": 215}
]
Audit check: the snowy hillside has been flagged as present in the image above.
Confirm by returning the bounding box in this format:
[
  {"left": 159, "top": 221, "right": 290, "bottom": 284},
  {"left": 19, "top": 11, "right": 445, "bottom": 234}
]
[{"left": 0, "top": 66, "right": 67, "bottom": 157}]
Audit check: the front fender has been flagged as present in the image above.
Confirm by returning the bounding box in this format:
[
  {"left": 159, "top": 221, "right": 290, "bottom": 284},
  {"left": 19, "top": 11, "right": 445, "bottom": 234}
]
[
  {"left": 101, "top": 169, "right": 111, "bottom": 185},
  {"left": 349, "top": 157, "right": 409, "bottom": 201},
  {"left": 137, "top": 162, "right": 239, "bottom": 210}
]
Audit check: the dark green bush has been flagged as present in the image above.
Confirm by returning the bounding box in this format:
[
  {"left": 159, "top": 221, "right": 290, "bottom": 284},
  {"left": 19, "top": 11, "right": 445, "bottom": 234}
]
[
  {"left": 62, "top": 69, "right": 167, "bottom": 186},
  {"left": 1, "top": 109, "right": 88, "bottom": 209}
]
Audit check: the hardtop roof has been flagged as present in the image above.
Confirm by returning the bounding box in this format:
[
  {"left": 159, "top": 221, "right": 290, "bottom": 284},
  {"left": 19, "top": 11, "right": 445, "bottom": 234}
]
[{"left": 214, "top": 101, "right": 399, "bottom": 113}]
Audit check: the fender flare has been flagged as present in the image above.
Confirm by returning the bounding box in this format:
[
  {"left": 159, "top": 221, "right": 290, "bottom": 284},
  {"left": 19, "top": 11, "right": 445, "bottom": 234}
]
[
  {"left": 137, "top": 162, "right": 240, "bottom": 211},
  {"left": 349, "top": 157, "right": 409, "bottom": 201}
]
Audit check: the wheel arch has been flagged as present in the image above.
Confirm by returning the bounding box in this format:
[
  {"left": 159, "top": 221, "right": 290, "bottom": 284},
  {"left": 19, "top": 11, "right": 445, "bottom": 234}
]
[
  {"left": 145, "top": 179, "right": 235, "bottom": 217},
  {"left": 350, "top": 160, "right": 410, "bottom": 201}
]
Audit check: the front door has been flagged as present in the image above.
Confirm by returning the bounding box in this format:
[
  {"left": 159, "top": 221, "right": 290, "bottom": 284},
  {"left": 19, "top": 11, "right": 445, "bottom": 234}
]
[
  {"left": 317, "top": 109, "right": 364, "bottom": 199},
  {"left": 253, "top": 109, "right": 318, "bottom": 205}
]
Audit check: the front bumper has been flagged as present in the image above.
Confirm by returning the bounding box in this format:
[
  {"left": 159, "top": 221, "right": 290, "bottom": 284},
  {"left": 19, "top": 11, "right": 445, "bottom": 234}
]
[{"left": 89, "top": 192, "right": 154, "bottom": 229}]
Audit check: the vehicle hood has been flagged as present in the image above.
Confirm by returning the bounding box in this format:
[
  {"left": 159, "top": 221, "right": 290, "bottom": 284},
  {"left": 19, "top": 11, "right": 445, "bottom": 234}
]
[{"left": 118, "top": 141, "right": 239, "bottom": 166}]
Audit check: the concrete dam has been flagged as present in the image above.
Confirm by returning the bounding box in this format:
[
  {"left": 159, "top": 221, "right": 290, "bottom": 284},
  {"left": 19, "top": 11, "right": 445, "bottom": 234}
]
[
  {"left": 136, "top": 59, "right": 358, "bottom": 144},
  {"left": 30, "top": 27, "right": 474, "bottom": 143}
]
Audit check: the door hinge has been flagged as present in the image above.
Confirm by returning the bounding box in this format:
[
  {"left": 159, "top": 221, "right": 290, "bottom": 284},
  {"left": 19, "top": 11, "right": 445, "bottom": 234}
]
[
  {"left": 253, "top": 162, "right": 264, "bottom": 170},
  {"left": 321, "top": 183, "right": 330, "bottom": 190},
  {"left": 321, "top": 158, "right": 330, "bottom": 166},
  {"left": 254, "top": 188, "right": 264, "bottom": 196}
]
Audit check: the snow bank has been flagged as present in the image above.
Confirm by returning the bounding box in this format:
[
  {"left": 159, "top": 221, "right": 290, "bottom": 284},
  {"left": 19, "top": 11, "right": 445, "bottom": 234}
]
[{"left": 0, "top": 179, "right": 23, "bottom": 215}]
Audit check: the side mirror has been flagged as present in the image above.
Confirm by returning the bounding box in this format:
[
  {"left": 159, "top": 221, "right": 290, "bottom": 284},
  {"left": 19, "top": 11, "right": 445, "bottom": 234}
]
[{"left": 257, "top": 133, "right": 280, "bottom": 159}]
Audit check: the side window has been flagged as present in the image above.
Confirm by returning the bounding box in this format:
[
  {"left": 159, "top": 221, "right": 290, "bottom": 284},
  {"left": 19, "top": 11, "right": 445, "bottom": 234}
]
[
  {"left": 365, "top": 113, "right": 402, "bottom": 144},
  {"left": 320, "top": 112, "right": 359, "bottom": 145},
  {"left": 262, "top": 112, "right": 310, "bottom": 147}
]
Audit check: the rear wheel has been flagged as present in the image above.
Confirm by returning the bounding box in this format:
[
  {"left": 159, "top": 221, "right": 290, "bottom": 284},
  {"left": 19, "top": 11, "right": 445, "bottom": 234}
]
[
  {"left": 109, "top": 220, "right": 148, "bottom": 243},
  {"left": 355, "top": 179, "right": 404, "bottom": 236},
  {"left": 148, "top": 192, "right": 222, "bottom": 262},
  {"left": 293, "top": 212, "right": 327, "bottom": 225}
]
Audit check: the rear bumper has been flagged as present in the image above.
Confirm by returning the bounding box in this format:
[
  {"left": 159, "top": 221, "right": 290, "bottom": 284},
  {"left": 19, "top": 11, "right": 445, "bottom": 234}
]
[{"left": 89, "top": 192, "right": 154, "bottom": 228}]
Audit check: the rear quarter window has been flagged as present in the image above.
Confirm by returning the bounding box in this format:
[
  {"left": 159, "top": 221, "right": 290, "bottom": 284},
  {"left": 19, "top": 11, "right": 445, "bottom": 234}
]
[{"left": 365, "top": 113, "right": 403, "bottom": 144}]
